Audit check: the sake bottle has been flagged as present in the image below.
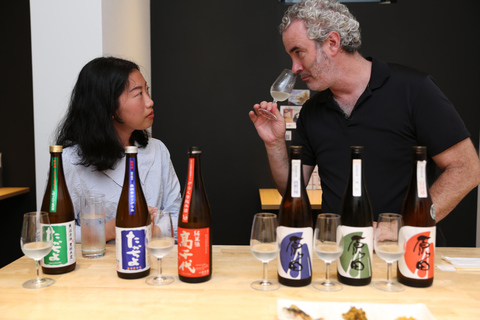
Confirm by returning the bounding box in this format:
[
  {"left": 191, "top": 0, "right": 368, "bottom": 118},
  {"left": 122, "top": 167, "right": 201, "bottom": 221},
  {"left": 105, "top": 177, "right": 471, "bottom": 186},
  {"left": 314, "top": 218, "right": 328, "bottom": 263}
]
[
  {"left": 397, "top": 146, "right": 435, "bottom": 287},
  {"left": 277, "top": 146, "right": 313, "bottom": 287},
  {"left": 115, "top": 146, "right": 150, "bottom": 279},
  {"left": 41, "top": 145, "right": 76, "bottom": 274},
  {"left": 337, "top": 146, "right": 373, "bottom": 286},
  {"left": 178, "top": 146, "right": 212, "bottom": 283}
]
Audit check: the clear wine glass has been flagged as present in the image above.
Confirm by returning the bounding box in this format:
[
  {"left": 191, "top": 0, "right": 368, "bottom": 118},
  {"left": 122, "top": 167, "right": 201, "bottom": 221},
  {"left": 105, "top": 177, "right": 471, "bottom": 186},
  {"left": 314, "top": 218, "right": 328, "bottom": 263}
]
[
  {"left": 146, "top": 210, "right": 175, "bottom": 286},
  {"left": 250, "top": 212, "right": 280, "bottom": 291},
  {"left": 373, "top": 213, "right": 405, "bottom": 292},
  {"left": 20, "top": 211, "right": 55, "bottom": 289},
  {"left": 257, "top": 69, "right": 297, "bottom": 121},
  {"left": 313, "top": 213, "right": 344, "bottom": 292}
]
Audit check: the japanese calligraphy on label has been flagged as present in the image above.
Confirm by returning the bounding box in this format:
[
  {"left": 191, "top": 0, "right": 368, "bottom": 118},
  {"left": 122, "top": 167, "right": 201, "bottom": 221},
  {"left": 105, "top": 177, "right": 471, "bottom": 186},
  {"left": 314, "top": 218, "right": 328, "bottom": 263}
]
[
  {"left": 128, "top": 158, "right": 136, "bottom": 215},
  {"left": 178, "top": 227, "right": 210, "bottom": 278},
  {"left": 49, "top": 157, "right": 59, "bottom": 212},
  {"left": 398, "top": 226, "right": 435, "bottom": 280},
  {"left": 277, "top": 226, "right": 313, "bottom": 280},
  {"left": 41, "top": 221, "right": 76, "bottom": 267},
  {"left": 352, "top": 159, "right": 362, "bottom": 197},
  {"left": 416, "top": 160, "right": 428, "bottom": 198},
  {"left": 182, "top": 158, "right": 195, "bottom": 223},
  {"left": 116, "top": 226, "right": 150, "bottom": 273},
  {"left": 291, "top": 159, "right": 301, "bottom": 198},
  {"left": 338, "top": 225, "right": 373, "bottom": 279}
]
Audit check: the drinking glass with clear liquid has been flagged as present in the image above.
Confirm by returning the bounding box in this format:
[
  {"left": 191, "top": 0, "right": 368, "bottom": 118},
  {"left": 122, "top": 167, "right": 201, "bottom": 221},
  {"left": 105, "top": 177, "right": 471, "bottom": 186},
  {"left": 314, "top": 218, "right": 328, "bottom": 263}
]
[
  {"left": 250, "top": 212, "right": 280, "bottom": 291},
  {"left": 257, "top": 69, "right": 297, "bottom": 121},
  {"left": 373, "top": 213, "right": 405, "bottom": 292},
  {"left": 20, "top": 211, "right": 55, "bottom": 289},
  {"left": 81, "top": 193, "right": 106, "bottom": 258},
  {"left": 313, "top": 213, "right": 344, "bottom": 291},
  {"left": 146, "top": 210, "right": 175, "bottom": 286}
]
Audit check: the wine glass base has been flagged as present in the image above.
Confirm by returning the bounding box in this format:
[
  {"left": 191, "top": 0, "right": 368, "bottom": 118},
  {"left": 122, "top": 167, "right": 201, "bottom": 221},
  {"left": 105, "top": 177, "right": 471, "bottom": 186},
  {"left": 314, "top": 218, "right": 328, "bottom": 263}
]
[
  {"left": 22, "top": 277, "right": 55, "bottom": 289},
  {"left": 251, "top": 280, "right": 280, "bottom": 291},
  {"left": 312, "top": 280, "right": 343, "bottom": 292},
  {"left": 372, "top": 280, "right": 404, "bottom": 292},
  {"left": 257, "top": 108, "right": 278, "bottom": 120},
  {"left": 146, "top": 275, "right": 174, "bottom": 286}
]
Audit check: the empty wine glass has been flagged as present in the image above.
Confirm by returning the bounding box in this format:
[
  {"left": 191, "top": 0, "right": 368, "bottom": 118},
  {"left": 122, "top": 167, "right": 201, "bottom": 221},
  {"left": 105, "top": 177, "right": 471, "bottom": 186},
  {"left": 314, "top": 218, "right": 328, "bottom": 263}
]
[
  {"left": 313, "top": 213, "right": 344, "bottom": 291},
  {"left": 250, "top": 212, "right": 280, "bottom": 291},
  {"left": 20, "top": 211, "right": 55, "bottom": 289},
  {"left": 373, "top": 213, "right": 405, "bottom": 292},
  {"left": 146, "top": 210, "right": 175, "bottom": 286},
  {"left": 257, "top": 69, "right": 297, "bottom": 121}
]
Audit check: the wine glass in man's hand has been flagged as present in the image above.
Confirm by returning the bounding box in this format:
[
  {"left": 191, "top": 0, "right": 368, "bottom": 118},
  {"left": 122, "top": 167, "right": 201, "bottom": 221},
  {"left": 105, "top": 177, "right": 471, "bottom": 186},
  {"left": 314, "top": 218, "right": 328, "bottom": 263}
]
[{"left": 257, "top": 69, "right": 297, "bottom": 121}]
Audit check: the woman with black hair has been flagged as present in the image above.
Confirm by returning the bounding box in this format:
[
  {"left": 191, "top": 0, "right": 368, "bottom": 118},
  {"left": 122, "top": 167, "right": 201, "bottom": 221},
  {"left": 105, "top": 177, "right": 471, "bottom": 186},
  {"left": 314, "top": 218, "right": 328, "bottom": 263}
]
[{"left": 56, "top": 56, "right": 181, "bottom": 243}]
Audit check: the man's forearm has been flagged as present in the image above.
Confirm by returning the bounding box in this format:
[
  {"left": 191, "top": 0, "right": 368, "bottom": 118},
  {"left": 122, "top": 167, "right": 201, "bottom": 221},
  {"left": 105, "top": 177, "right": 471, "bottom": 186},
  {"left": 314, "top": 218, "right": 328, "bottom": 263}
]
[
  {"left": 265, "top": 140, "right": 289, "bottom": 195},
  {"left": 430, "top": 167, "right": 479, "bottom": 222},
  {"left": 430, "top": 139, "right": 480, "bottom": 222}
]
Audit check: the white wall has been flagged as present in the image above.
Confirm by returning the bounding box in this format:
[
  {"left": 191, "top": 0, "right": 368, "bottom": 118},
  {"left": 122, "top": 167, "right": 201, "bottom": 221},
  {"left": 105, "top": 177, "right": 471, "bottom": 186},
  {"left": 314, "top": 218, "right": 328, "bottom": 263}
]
[{"left": 30, "top": 0, "right": 151, "bottom": 209}]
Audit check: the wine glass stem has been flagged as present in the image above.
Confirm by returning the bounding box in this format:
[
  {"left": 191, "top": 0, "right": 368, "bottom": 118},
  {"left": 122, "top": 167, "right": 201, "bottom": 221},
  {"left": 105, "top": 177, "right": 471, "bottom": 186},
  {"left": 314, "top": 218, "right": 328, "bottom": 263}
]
[
  {"left": 272, "top": 99, "right": 277, "bottom": 105},
  {"left": 35, "top": 259, "right": 41, "bottom": 283},
  {"left": 325, "top": 262, "right": 331, "bottom": 284},
  {"left": 157, "top": 257, "right": 163, "bottom": 278},
  {"left": 262, "top": 262, "right": 268, "bottom": 284},
  {"left": 386, "top": 262, "right": 393, "bottom": 285}
]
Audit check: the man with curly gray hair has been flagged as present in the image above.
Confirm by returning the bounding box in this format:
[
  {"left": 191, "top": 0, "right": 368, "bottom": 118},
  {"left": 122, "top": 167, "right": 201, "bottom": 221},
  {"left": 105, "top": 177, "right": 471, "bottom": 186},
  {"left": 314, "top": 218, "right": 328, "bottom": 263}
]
[{"left": 249, "top": 0, "right": 480, "bottom": 245}]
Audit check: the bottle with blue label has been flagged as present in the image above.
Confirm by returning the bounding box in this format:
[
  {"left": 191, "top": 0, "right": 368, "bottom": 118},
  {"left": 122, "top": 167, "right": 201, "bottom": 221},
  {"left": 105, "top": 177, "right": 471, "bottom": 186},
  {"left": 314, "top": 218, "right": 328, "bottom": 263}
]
[
  {"left": 277, "top": 146, "right": 313, "bottom": 287},
  {"left": 337, "top": 146, "right": 373, "bottom": 286},
  {"left": 115, "top": 146, "right": 150, "bottom": 279}
]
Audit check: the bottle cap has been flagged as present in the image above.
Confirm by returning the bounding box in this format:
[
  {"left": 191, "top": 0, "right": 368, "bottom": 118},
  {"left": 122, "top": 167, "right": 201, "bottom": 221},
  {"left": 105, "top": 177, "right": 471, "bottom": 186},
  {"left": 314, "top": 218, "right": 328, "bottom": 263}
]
[
  {"left": 124, "top": 146, "right": 138, "bottom": 154},
  {"left": 189, "top": 146, "right": 202, "bottom": 154},
  {"left": 50, "top": 145, "right": 63, "bottom": 153}
]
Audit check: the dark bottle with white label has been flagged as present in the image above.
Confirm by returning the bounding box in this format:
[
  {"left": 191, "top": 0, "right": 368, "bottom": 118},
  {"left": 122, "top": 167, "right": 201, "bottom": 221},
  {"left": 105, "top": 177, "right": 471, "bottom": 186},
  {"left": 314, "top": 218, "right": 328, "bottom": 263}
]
[
  {"left": 277, "top": 146, "right": 313, "bottom": 287},
  {"left": 397, "top": 146, "right": 435, "bottom": 287},
  {"left": 337, "top": 146, "right": 373, "bottom": 286},
  {"left": 178, "top": 146, "right": 212, "bottom": 283},
  {"left": 41, "top": 145, "right": 76, "bottom": 274},
  {"left": 115, "top": 146, "right": 150, "bottom": 279}
]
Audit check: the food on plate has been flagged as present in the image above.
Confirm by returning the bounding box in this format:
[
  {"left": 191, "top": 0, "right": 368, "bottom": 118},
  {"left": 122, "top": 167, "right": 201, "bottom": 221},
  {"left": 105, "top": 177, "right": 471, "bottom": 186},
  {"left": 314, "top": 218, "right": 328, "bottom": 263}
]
[
  {"left": 342, "top": 307, "right": 368, "bottom": 320},
  {"left": 395, "top": 318, "right": 417, "bottom": 320},
  {"left": 281, "top": 304, "right": 324, "bottom": 320}
]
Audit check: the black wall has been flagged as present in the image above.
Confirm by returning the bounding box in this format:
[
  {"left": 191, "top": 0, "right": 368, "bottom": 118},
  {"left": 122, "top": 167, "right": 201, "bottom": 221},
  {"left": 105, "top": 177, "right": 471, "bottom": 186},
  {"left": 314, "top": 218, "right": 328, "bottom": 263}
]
[
  {"left": 151, "top": 0, "right": 480, "bottom": 246},
  {"left": 0, "top": 1, "right": 37, "bottom": 267}
]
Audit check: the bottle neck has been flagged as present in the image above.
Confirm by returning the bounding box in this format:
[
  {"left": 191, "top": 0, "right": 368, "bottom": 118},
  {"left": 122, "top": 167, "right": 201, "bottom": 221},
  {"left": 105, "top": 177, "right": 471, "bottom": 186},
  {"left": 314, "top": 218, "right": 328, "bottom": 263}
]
[
  {"left": 349, "top": 149, "right": 365, "bottom": 197},
  {"left": 285, "top": 151, "right": 305, "bottom": 198}
]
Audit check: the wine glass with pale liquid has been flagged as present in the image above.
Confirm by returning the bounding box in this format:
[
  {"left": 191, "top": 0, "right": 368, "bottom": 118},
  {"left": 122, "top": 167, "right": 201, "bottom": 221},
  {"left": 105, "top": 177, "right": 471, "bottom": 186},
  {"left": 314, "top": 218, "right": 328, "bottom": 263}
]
[
  {"left": 257, "top": 69, "right": 297, "bottom": 121},
  {"left": 313, "top": 213, "right": 344, "bottom": 291},
  {"left": 373, "top": 213, "right": 405, "bottom": 292},
  {"left": 20, "top": 211, "right": 55, "bottom": 289},
  {"left": 146, "top": 210, "right": 175, "bottom": 286},
  {"left": 250, "top": 212, "right": 280, "bottom": 291}
]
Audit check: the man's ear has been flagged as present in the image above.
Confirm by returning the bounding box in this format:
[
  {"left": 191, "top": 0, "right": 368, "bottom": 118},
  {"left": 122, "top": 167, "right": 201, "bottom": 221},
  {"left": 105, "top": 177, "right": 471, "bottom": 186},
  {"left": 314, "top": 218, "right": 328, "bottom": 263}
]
[{"left": 325, "top": 31, "right": 341, "bottom": 56}]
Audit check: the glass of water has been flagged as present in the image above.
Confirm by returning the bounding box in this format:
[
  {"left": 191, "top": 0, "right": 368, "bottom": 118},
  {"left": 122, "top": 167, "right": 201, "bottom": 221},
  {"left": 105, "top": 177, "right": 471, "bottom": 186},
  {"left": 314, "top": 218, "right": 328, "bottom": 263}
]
[{"left": 80, "top": 193, "right": 106, "bottom": 258}]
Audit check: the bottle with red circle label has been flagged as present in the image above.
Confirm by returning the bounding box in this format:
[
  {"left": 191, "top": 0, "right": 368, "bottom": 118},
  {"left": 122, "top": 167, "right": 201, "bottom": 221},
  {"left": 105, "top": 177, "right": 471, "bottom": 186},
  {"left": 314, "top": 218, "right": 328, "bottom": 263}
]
[
  {"left": 397, "top": 146, "right": 435, "bottom": 287},
  {"left": 178, "top": 146, "right": 212, "bottom": 283}
]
